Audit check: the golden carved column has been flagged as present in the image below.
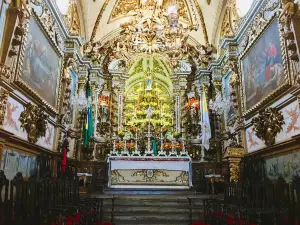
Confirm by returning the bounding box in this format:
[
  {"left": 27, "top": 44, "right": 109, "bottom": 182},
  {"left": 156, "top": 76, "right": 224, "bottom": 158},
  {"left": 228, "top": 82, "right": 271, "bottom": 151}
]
[
  {"left": 0, "top": 87, "right": 9, "bottom": 128},
  {"left": 223, "top": 147, "right": 245, "bottom": 182}
]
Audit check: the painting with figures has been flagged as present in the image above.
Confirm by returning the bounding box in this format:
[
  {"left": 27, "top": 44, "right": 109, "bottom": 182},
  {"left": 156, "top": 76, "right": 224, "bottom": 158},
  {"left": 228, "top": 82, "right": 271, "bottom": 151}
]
[
  {"left": 223, "top": 72, "right": 236, "bottom": 121},
  {"left": 266, "top": 151, "right": 300, "bottom": 182},
  {"left": 4, "top": 97, "right": 54, "bottom": 150},
  {"left": 1, "top": 149, "right": 37, "bottom": 180},
  {"left": 242, "top": 19, "right": 284, "bottom": 110},
  {"left": 21, "top": 17, "right": 60, "bottom": 108}
]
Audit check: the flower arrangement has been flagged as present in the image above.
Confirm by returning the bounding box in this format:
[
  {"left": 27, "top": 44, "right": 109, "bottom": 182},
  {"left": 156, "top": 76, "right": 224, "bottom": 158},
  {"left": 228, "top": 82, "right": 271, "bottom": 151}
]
[
  {"left": 115, "top": 142, "right": 124, "bottom": 150},
  {"left": 140, "top": 102, "right": 149, "bottom": 107},
  {"left": 126, "top": 142, "right": 135, "bottom": 150},
  {"left": 145, "top": 93, "right": 153, "bottom": 99},
  {"left": 163, "top": 113, "right": 172, "bottom": 118},
  {"left": 150, "top": 102, "right": 157, "bottom": 107},
  {"left": 125, "top": 104, "right": 134, "bottom": 110},
  {"left": 128, "top": 126, "right": 137, "bottom": 133},
  {"left": 163, "top": 143, "right": 172, "bottom": 150},
  {"left": 118, "top": 130, "right": 125, "bottom": 138},
  {"left": 173, "top": 131, "right": 182, "bottom": 139},
  {"left": 162, "top": 126, "right": 169, "bottom": 133},
  {"left": 174, "top": 143, "right": 183, "bottom": 150},
  {"left": 136, "top": 110, "right": 146, "bottom": 116}
]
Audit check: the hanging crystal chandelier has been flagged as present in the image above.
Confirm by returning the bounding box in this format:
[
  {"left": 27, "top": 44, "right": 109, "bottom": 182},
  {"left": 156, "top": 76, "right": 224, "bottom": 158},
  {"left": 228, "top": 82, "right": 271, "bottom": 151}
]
[
  {"left": 209, "top": 92, "right": 229, "bottom": 115},
  {"left": 71, "top": 89, "right": 88, "bottom": 110}
]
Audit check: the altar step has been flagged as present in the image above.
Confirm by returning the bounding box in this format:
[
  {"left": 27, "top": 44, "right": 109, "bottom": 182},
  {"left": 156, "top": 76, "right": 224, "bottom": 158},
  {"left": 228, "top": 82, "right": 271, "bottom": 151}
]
[
  {"left": 95, "top": 194, "right": 206, "bottom": 225},
  {"left": 102, "top": 188, "right": 197, "bottom": 195}
]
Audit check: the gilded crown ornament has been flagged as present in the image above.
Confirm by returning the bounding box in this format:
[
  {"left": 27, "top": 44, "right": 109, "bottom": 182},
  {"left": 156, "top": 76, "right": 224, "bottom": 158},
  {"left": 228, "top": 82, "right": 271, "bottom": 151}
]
[
  {"left": 252, "top": 108, "right": 285, "bottom": 146},
  {"left": 19, "top": 103, "right": 49, "bottom": 143}
]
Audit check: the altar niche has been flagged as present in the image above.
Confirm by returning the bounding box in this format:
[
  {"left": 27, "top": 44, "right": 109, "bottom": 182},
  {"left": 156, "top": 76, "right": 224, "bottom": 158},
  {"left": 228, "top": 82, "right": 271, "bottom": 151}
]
[{"left": 111, "top": 59, "right": 187, "bottom": 157}]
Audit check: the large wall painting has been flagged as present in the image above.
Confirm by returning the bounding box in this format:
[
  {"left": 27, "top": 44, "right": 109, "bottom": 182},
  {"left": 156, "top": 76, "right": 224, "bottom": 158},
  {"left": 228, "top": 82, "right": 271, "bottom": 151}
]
[
  {"left": 265, "top": 151, "right": 300, "bottom": 182},
  {"left": 241, "top": 19, "right": 284, "bottom": 110},
  {"left": 21, "top": 17, "right": 61, "bottom": 108},
  {"left": 223, "top": 72, "right": 236, "bottom": 122},
  {"left": 1, "top": 149, "right": 37, "bottom": 180}
]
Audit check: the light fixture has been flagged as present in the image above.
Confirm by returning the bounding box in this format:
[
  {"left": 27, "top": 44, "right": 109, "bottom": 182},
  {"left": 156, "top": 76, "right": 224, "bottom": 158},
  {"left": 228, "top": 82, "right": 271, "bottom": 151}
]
[
  {"left": 71, "top": 89, "right": 88, "bottom": 110},
  {"left": 209, "top": 92, "right": 229, "bottom": 115}
]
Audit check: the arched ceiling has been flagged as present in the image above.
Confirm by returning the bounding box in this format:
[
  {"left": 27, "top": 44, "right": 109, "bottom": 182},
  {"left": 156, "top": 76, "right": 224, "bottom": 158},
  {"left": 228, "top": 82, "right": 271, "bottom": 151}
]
[{"left": 79, "top": 0, "right": 225, "bottom": 45}]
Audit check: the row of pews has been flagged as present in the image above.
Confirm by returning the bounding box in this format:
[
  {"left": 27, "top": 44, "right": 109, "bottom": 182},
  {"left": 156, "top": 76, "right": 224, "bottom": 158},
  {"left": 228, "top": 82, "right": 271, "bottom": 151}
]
[
  {"left": 203, "top": 177, "right": 300, "bottom": 225},
  {"left": 0, "top": 170, "right": 114, "bottom": 225}
]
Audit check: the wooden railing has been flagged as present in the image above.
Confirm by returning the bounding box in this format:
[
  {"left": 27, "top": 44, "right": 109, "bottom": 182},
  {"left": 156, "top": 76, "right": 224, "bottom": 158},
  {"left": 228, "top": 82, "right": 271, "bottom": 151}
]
[
  {"left": 0, "top": 170, "right": 115, "bottom": 225},
  {"left": 203, "top": 177, "right": 300, "bottom": 225}
]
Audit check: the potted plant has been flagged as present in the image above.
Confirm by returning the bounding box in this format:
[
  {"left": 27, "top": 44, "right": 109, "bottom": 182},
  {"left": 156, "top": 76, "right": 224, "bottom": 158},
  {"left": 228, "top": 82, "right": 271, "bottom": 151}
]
[
  {"left": 126, "top": 142, "right": 135, "bottom": 154},
  {"left": 163, "top": 142, "right": 172, "bottom": 151},
  {"left": 115, "top": 142, "right": 124, "bottom": 151},
  {"left": 173, "top": 131, "right": 182, "bottom": 141},
  {"left": 128, "top": 126, "right": 137, "bottom": 135},
  {"left": 162, "top": 126, "right": 169, "bottom": 135},
  {"left": 118, "top": 129, "right": 125, "bottom": 140}
]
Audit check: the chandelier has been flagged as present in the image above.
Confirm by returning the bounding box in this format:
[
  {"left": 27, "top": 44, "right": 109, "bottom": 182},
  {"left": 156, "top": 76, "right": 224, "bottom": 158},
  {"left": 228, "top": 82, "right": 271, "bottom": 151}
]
[
  {"left": 209, "top": 92, "right": 229, "bottom": 115},
  {"left": 118, "top": 0, "right": 197, "bottom": 54},
  {"left": 71, "top": 89, "right": 88, "bottom": 110}
]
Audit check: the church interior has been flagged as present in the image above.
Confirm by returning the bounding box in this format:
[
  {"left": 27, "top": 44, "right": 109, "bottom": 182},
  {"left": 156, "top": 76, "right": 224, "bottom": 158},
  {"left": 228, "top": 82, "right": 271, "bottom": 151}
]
[{"left": 0, "top": 0, "right": 300, "bottom": 224}]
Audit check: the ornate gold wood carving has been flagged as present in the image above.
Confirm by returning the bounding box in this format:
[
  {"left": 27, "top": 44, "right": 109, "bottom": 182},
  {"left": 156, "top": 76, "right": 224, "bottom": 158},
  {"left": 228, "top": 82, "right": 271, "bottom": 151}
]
[
  {"left": 0, "top": 64, "right": 12, "bottom": 83},
  {"left": 223, "top": 147, "right": 244, "bottom": 183},
  {"left": 252, "top": 108, "right": 285, "bottom": 146},
  {"left": 65, "top": 2, "right": 81, "bottom": 35},
  {"left": 0, "top": 88, "right": 9, "bottom": 127},
  {"left": 19, "top": 102, "right": 49, "bottom": 143}
]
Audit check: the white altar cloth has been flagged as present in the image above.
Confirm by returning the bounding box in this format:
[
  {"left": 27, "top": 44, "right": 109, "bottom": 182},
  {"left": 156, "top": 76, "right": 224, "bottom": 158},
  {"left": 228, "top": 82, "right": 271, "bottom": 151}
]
[{"left": 107, "top": 156, "right": 192, "bottom": 189}]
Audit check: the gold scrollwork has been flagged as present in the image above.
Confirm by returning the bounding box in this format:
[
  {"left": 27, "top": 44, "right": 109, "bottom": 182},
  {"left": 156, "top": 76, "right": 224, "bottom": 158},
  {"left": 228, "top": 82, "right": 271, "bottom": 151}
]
[
  {"left": 252, "top": 107, "right": 285, "bottom": 146},
  {"left": 19, "top": 102, "right": 49, "bottom": 143}
]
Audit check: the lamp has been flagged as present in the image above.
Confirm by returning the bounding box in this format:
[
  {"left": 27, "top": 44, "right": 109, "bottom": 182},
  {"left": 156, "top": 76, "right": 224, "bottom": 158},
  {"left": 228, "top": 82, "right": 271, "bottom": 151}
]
[{"left": 209, "top": 92, "right": 229, "bottom": 115}]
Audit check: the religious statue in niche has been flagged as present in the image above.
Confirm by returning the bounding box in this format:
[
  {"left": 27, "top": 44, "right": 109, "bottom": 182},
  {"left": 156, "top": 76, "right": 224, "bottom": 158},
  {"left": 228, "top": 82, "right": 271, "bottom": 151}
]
[
  {"left": 99, "top": 96, "right": 109, "bottom": 123},
  {"left": 187, "top": 96, "right": 201, "bottom": 137},
  {"left": 145, "top": 71, "right": 152, "bottom": 91}
]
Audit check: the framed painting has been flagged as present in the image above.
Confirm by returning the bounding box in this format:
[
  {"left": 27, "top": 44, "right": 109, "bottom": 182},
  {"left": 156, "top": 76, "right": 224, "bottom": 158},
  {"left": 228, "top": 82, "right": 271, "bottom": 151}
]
[
  {"left": 19, "top": 15, "right": 61, "bottom": 109},
  {"left": 241, "top": 18, "right": 287, "bottom": 113}
]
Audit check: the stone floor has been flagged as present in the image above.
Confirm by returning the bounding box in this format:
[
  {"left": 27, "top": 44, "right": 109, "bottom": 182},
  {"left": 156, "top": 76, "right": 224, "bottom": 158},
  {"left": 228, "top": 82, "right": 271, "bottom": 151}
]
[{"left": 90, "top": 189, "right": 218, "bottom": 225}]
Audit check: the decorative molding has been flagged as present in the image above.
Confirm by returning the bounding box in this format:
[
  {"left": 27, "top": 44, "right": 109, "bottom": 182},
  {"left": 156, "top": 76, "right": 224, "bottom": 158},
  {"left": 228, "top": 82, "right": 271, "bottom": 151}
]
[
  {"left": 0, "top": 88, "right": 9, "bottom": 127},
  {"left": 252, "top": 108, "right": 285, "bottom": 146},
  {"left": 90, "top": 0, "right": 110, "bottom": 42},
  {"left": 19, "top": 102, "right": 49, "bottom": 143},
  {"left": 0, "top": 64, "right": 12, "bottom": 84},
  {"left": 193, "top": 0, "right": 209, "bottom": 44}
]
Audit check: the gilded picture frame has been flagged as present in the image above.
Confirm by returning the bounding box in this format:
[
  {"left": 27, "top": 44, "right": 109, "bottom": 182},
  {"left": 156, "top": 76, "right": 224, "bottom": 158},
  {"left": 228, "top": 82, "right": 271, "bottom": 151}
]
[
  {"left": 239, "top": 16, "right": 291, "bottom": 118},
  {"left": 14, "top": 7, "right": 64, "bottom": 114}
]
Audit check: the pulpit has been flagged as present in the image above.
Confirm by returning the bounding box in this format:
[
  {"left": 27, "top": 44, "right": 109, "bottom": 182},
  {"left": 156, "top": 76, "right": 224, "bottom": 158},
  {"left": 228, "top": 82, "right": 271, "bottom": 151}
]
[{"left": 107, "top": 156, "right": 192, "bottom": 189}]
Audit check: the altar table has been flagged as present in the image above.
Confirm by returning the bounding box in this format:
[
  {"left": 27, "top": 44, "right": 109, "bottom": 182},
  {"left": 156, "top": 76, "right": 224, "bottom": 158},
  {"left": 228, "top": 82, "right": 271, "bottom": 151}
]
[{"left": 107, "top": 156, "right": 192, "bottom": 189}]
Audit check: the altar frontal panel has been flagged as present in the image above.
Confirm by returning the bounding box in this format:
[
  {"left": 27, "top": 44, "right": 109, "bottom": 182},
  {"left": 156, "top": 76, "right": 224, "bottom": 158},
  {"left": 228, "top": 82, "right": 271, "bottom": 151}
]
[{"left": 108, "top": 157, "right": 192, "bottom": 189}]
